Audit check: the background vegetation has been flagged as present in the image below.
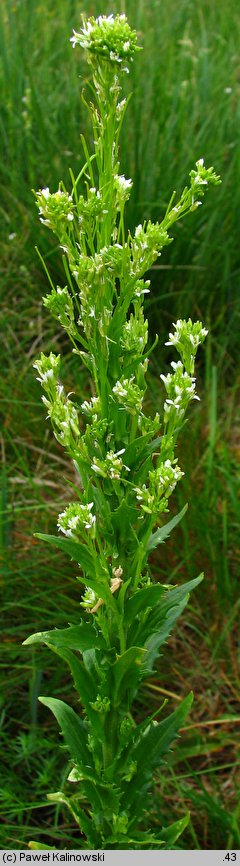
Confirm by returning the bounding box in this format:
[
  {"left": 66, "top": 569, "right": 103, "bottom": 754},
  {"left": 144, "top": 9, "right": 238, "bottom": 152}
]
[{"left": 1, "top": 0, "right": 239, "bottom": 849}]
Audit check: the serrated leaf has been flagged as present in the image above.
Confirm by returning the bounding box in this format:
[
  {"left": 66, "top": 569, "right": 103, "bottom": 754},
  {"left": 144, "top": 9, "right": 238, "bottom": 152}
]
[
  {"left": 128, "top": 574, "right": 204, "bottom": 657},
  {"left": 143, "top": 598, "right": 187, "bottom": 671},
  {"left": 35, "top": 533, "right": 116, "bottom": 610},
  {"left": 23, "top": 621, "right": 106, "bottom": 650},
  {"left": 47, "top": 790, "right": 97, "bottom": 847},
  {"left": 82, "top": 777, "right": 120, "bottom": 819},
  {"left": 147, "top": 574, "right": 203, "bottom": 635},
  {"left": 122, "top": 692, "right": 193, "bottom": 817},
  {"left": 111, "top": 646, "right": 146, "bottom": 706},
  {"left": 147, "top": 504, "right": 188, "bottom": 553},
  {"left": 157, "top": 812, "right": 190, "bottom": 847},
  {"left": 38, "top": 696, "right": 92, "bottom": 769},
  {"left": 44, "top": 645, "right": 104, "bottom": 742},
  {"left": 111, "top": 499, "right": 137, "bottom": 541},
  {"left": 124, "top": 584, "right": 166, "bottom": 626},
  {"left": 35, "top": 532, "right": 96, "bottom": 573},
  {"left": 123, "top": 432, "right": 161, "bottom": 473}
]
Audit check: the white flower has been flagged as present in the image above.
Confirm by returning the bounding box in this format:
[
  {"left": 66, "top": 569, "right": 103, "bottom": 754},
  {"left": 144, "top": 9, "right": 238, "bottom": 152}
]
[
  {"left": 114, "top": 174, "right": 132, "bottom": 192},
  {"left": 57, "top": 501, "right": 96, "bottom": 536},
  {"left": 165, "top": 332, "right": 178, "bottom": 346},
  {"left": 41, "top": 187, "right": 50, "bottom": 199}
]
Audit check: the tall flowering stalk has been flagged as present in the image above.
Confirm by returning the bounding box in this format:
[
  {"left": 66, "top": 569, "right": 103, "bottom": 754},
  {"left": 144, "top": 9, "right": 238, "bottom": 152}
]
[{"left": 24, "top": 14, "right": 220, "bottom": 850}]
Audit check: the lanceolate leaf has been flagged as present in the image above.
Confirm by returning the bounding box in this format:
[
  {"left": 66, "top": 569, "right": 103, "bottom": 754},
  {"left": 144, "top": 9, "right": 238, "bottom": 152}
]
[
  {"left": 23, "top": 621, "right": 106, "bottom": 650},
  {"left": 46, "top": 791, "right": 98, "bottom": 848},
  {"left": 143, "top": 598, "right": 188, "bottom": 671},
  {"left": 111, "top": 646, "right": 146, "bottom": 706},
  {"left": 47, "top": 647, "right": 96, "bottom": 710},
  {"left": 35, "top": 533, "right": 116, "bottom": 609},
  {"left": 157, "top": 812, "right": 190, "bottom": 847},
  {"left": 124, "top": 584, "right": 166, "bottom": 626},
  {"left": 35, "top": 533, "right": 96, "bottom": 573},
  {"left": 110, "top": 500, "right": 138, "bottom": 540},
  {"left": 38, "top": 696, "right": 92, "bottom": 769},
  {"left": 146, "top": 504, "right": 188, "bottom": 553},
  {"left": 128, "top": 574, "right": 204, "bottom": 651},
  {"left": 121, "top": 693, "right": 193, "bottom": 815}
]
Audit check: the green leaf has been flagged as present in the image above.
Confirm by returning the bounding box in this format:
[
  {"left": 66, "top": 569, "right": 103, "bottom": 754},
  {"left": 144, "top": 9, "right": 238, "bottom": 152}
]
[
  {"left": 81, "top": 777, "right": 120, "bottom": 821},
  {"left": 143, "top": 600, "right": 187, "bottom": 671},
  {"left": 147, "top": 574, "right": 203, "bottom": 635},
  {"left": 157, "top": 812, "right": 190, "bottom": 847},
  {"left": 111, "top": 646, "right": 146, "bottom": 706},
  {"left": 23, "top": 621, "right": 106, "bottom": 651},
  {"left": 111, "top": 499, "right": 137, "bottom": 541},
  {"left": 122, "top": 693, "right": 193, "bottom": 816},
  {"left": 38, "top": 696, "right": 92, "bottom": 768},
  {"left": 53, "top": 647, "right": 96, "bottom": 705},
  {"left": 35, "top": 533, "right": 116, "bottom": 609},
  {"left": 35, "top": 533, "right": 97, "bottom": 576},
  {"left": 122, "top": 432, "right": 161, "bottom": 473},
  {"left": 147, "top": 504, "right": 188, "bottom": 552},
  {"left": 128, "top": 575, "right": 204, "bottom": 662},
  {"left": 124, "top": 583, "right": 166, "bottom": 626},
  {"left": 29, "top": 843, "right": 56, "bottom": 851},
  {"left": 46, "top": 791, "right": 97, "bottom": 847},
  {"left": 43, "top": 645, "right": 105, "bottom": 741}
]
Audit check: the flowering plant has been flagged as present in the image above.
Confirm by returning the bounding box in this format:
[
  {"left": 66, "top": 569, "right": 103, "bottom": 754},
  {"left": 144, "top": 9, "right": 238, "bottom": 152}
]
[{"left": 24, "top": 14, "right": 220, "bottom": 850}]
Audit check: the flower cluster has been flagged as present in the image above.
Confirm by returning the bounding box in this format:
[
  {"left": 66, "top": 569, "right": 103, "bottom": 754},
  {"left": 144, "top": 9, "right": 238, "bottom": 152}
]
[
  {"left": 190, "top": 158, "right": 221, "bottom": 210},
  {"left": 90, "top": 694, "right": 111, "bottom": 713},
  {"left": 33, "top": 352, "right": 61, "bottom": 387},
  {"left": 121, "top": 308, "right": 148, "bottom": 355},
  {"left": 162, "top": 159, "right": 221, "bottom": 226},
  {"left": 33, "top": 353, "right": 81, "bottom": 449},
  {"left": 138, "top": 412, "right": 161, "bottom": 437},
  {"left": 91, "top": 448, "right": 130, "bottom": 480},
  {"left": 70, "top": 14, "right": 140, "bottom": 69},
  {"left": 46, "top": 395, "right": 81, "bottom": 448},
  {"left": 135, "top": 459, "right": 184, "bottom": 515},
  {"left": 70, "top": 246, "right": 126, "bottom": 338},
  {"left": 77, "top": 187, "right": 106, "bottom": 235},
  {"left": 165, "top": 318, "right": 208, "bottom": 374},
  {"left": 114, "top": 174, "right": 133, "bottom": 208},
  {"left": 112, "top": 377, "right": 144, "bottom": 414},
  {"left": 161, "top": 360, "right": 200, "bottom": 424},
  {"left": 36, "top": 187, "right": 74, "bottom": 239},
  {"left": 131, "top": 221, "right": 171, "bottom": 277},
  {"left": 43, "top": 286, "right": 78, "bottom": 339},
  {"left": 80, "top": 585, "right": 97, "bottom": 610},
  {"left": 81, "top": 396, "right": 101, "bottom": 418},
  {"left": 57, "top": 501, "right": 96, "bottom": 538}
]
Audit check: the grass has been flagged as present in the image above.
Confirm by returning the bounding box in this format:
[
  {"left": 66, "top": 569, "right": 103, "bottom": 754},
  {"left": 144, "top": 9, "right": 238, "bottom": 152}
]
[{"left": 0, "top": 0, "right": 239, "bottom": 850}]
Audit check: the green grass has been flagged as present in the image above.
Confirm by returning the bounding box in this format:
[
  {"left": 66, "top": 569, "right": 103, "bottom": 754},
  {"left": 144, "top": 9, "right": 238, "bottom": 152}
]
[{"left": 1, "top": 0, "right": 239, "bottom": 850}]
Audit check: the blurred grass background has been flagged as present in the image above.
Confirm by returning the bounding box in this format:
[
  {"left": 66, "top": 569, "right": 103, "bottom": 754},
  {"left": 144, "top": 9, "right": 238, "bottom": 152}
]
[{"left": 0, "top": 0, "right": 239, "bottom": 850}]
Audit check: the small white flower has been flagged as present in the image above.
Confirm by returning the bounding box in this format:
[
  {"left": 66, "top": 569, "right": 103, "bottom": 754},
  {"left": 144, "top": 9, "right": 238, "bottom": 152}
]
[
  {"left": 171, "top": 360, "right": 183, "bottom": 371},
  {"left": 165, "top": 332, "right": 178, "bottom": 346},
  {"left": 115, "top": 174, "right": 132, "bottom": 192}
]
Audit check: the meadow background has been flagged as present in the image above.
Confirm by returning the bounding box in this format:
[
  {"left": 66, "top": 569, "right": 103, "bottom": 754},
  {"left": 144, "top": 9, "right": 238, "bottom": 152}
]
[{"left": 1, "top": 0, "right": 239, "bottom": 849}]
